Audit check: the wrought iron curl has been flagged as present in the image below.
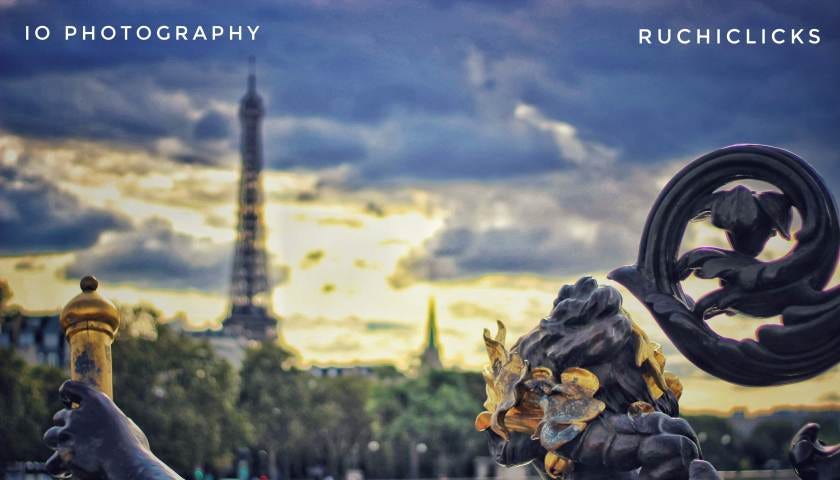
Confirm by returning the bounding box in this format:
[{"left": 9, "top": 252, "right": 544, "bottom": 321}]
[{"left": 609, "top": 144, "right": 840, "bottom": 386}]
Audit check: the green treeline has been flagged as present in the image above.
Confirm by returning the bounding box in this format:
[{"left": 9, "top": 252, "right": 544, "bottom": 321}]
[
  {"left": 1, "top": 305, "right": 487, "bottom": 478},
  {"left": 2, "top": 301, "right": 840, "bottom": 478}
]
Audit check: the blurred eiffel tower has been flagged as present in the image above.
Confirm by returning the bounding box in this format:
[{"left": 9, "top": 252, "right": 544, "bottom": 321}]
[{"left": 222, "top": 57, "right": 278, "bottom": 341}]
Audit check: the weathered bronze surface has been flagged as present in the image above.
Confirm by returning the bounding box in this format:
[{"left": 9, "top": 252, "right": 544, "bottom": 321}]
[
  {"left": 44, "top": 381, "right": 182, "bottom": 479},
  {"left": 478, "top": 277, "right": 701, "bottom": 479},
  {"left": 481, "top": 146, "right": 840, "bottom": 479},
  {"left": 609, "top": 145, "right": 840, "bottom": 386},
  {"left": 790, "top": 423, "right": 840, "bottom": 480},
  {"left": 60, "top": 275, "right": 120, "bottom": 398}
]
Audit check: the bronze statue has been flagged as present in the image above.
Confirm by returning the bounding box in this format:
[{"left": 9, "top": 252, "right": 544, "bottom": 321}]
[
  {"left": 474, "top": 145, "right": 840, "bottom": 480},
  {"left": 791, "top": 423, "right": 840, "bottom": 480},
  {"left": 45, "top": 277, "right": 182, "bottom": 479},
  {"left": 44, "top": 380, "right": 180, "bottom": 479},
  {"left": 44, "top": 145, "right": 840, "bottom": 480},
  {"left": 475, "top": 277, "right": 717, "bottom": 480}
]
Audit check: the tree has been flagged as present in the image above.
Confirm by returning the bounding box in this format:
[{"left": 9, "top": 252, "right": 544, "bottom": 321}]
[
  {"left": 808, "top": 412, "right": 840, "bottom": 445},
  {"left": 304, "top": 375, "right": 374, "bottom": 477},
  {"left": 742, "top": 420, "right": 798, "bottom": 469},
  {"left": 0, "top": 279, "right": 63, "bottom": 469},
  {"left": 683, "top": 414, "right": 741, "bottom": 470},
  {"left": 238, "top": 343, "right": 382, "bottom": 480},
  {"left": 237, "top": 342, "right": 306, "bottom": 479},
  {"left": 0, "top": 279, "right": 11, "bottom": 312},
  {"left": 368, "top": 370, "right": 486, "bottom": 479},
  {"left": 0, "top": 348, "right": 64, "bottom": 469},
  {"left": 113, "top": 318, "right": 249, "bottom": 476}
]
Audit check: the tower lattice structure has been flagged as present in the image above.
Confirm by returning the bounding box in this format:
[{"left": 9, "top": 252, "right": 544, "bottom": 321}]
[{"left": 223, "top": 59, "right": 277, "bottom": 341}]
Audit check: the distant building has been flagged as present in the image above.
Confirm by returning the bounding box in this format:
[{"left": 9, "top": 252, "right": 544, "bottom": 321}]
[
  {"left": 0, "top": 311, "right": 67, "bottom": 368},
  {"left": 175, "top": 324, "right": 255, "bottom": 370},
  {"left": 726, "top": 408, "right": 840, "bottom": 438},
  {"left": 307, "top": 364, "right": 404, "bottom": 381},
  {"left": 419, "top": 296, "right": 443, "bottom": 371},
  {"left": 309, "top": 365, "right": 376, "bottom": 378}
]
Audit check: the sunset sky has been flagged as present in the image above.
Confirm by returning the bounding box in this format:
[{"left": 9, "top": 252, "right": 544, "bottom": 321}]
[{"left": 2, "top": 0, "right": 840, "bottom": 413}]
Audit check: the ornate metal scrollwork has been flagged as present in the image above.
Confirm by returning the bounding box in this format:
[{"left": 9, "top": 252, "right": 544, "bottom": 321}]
[{"left": 609, "top": 144, "right": 840, "bottom": 386}]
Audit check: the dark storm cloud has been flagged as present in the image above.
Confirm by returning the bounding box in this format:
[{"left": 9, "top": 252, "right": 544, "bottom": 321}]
[
  {"left": 64, "top": 218, "right": 232, "bottom": 292},
  {"left": 427, "top": 223, "right": 633, "bottom": 274},
  {"left": 2, "top": 0, "right": 839, "bottom": 179},
  {"left": 0, "top": 71, "right": 192, "bottom": 143},
  {"left": 366, "top": 116, "right": 565, "bottom": 180},
  {"left": 389, "top": 166, "right": 667, "bottom": 285},
  {"left": 3, "top": 0, "right": 840, "bottom": 281},
  {"left": 0, "top": 167, "right": 130, "bottom": 254},
  {"left": 63, "top": 217, "right": 290, "bottom": 292},
  {"left": 172, "top": 153, "right": 216, "bottom": 165},
  {"left": 268, "top": 125, "right": 367, "bottom": 169},
  {"left": 193, "top": 110, "right": 231, "bottom": 141}
]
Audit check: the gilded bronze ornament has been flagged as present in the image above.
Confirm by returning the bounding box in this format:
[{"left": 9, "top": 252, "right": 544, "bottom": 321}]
[
  {"left": 59, "top": 275, "right": 120, "bottom": 399},
  {"left": 479, "top": 277, "right": 700, "bottom": 479},
  {"left": 478, "top": 145, "right": 840, "bottom": 479},
  {"left": 45, "top": 277, "right": 182, "bottom": 479}
]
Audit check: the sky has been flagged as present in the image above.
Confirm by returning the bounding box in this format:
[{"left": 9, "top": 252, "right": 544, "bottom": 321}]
[{"left": 2, "top": 0, "right": 840, "bottom": 412}]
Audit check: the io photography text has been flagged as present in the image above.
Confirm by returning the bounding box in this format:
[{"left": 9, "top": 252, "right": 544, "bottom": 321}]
[{"left": 23, "top": 24, "right": 262, "bottom": 42}]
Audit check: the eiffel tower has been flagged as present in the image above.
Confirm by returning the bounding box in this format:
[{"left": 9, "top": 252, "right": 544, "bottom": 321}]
[{"left": 222, "top": 58, "right": 278, "bottom": 341}]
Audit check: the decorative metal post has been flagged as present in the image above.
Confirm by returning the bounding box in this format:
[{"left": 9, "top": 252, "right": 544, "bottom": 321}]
[
  {"left": 59, "top": 275, "right": 120, "bottom": 398},
  {"left": 45, "top": 280, "right": 179, "bottom": 478}
]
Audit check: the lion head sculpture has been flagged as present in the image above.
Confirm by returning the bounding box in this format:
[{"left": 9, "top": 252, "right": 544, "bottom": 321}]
[{"left": 475, "top": 277, "right": 685, "bottom": 479}]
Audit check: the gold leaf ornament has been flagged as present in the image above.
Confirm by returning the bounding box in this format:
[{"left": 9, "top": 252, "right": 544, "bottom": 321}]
[
  {"left": 535, "top": 368, "right": 606, "bottom": 451},
  {"left": 664, "top": 372, "right": 683, "bottom": 400},
  {"left": 475, "top": 321, "right": 529, "bottom": 440},
  {"left": 628, "top": 401, "right": 656, "bottom": 416},
  {"left": 544, "top": 451, "right": 573, "bottom": 479},
  {"left": 630, "top": 320, "right": 684, "bottom": 400},
  {"left": 475, "top": 322, "right": 609, "bottom": 460}
]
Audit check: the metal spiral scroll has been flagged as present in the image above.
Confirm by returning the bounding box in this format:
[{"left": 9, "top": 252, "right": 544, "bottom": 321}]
[{"left": 609, "top": 144, "right": 840, "bottom": 386}]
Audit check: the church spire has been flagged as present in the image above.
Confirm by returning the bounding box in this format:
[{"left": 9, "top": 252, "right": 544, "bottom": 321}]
[
  {"left": 426, "top": 297, "right": 438, "bottom": 350},
  {"left": 420, "top": 296, "right": 443, "bottom": 371}
]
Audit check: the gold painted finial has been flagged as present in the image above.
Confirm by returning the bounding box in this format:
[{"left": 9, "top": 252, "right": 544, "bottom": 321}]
[{"left": 60, "top": 275, "right": 120, "bottom": 398}]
